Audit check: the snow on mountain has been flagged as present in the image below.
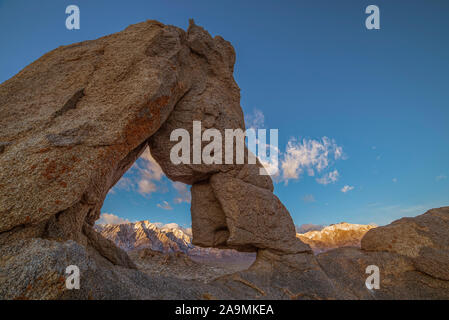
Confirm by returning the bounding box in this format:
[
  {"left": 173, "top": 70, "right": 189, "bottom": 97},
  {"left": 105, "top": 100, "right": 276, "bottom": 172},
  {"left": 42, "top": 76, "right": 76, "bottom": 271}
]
[
  {"left": 95, "top": 220, "right": 254, "bottom": 265},
  {"left": 297, "top": 222, "right": 377, "bottom": 253}
]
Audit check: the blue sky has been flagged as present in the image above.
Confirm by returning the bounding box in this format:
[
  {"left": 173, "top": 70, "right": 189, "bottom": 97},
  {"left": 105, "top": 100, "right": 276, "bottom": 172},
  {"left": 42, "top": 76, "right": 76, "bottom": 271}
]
[{"left": 1, "top": 0, "right": 448, "bottom": 228}]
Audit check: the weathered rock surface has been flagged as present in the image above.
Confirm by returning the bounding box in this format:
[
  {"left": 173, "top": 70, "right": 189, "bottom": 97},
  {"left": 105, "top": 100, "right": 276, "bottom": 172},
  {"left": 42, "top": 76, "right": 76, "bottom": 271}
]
[
  {"left": 209, "top": 173, "right": 311, "bottom": 254},
  {"left": 0, "top": 238, "right": 224, "bottom": 300},
  {"left": 298, "top": 222, "right": 377, "bottom": 253},
  {"left": 215, "top": 208, "right": 449, "bottom": 300},
  {"left": 1, "top": 21, "right": 185, "bottom": 234},
  {"left": 317, "top": 246, "right": 449, "bottom": 299},
  {"left": 191, "top": 181, "right": 231, "bottom": 249},
  {"left": 214, "top": 249, "right": 342, "bottom": 299}
]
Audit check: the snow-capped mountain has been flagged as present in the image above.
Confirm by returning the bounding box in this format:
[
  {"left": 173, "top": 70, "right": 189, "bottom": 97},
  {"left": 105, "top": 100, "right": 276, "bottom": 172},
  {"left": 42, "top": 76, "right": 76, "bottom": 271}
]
[{"left": 95, "top": 220, "right": 376, "bottom": 259}]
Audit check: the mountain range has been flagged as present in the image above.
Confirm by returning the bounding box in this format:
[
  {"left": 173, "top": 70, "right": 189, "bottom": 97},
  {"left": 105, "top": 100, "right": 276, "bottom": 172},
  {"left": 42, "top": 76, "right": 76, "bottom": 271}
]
[
  {"left": 95, "top": 220, "right": 376, "bottom": 260},
  {"left": 94, "top": 221, "right": 256, "bottom": 269},
  {"left": 297, "top": 222, "right": 377, "bottom": 253}
]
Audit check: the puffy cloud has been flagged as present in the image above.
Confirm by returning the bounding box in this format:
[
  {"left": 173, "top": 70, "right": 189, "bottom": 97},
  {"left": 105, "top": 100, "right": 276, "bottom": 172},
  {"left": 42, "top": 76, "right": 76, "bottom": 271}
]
[
  {"left": 244, "top": 110, "right": 280, "bottom": 177},
  {"left": 139, "top": 148, "right": 164, "bottom": 181},
  {"left": 257, "top": 142, "right": 280, "bottom": 177},
  {"left": 138, "top": 179, "right": 157, "bottom": 195},
  {"left": 316, "top": 169, "right": 340, "bottom": 185},
  {"left": 281, "top": 137, "right": 343, "bottom": 184},
  {"left": 116, "top": 177, "right": 132, "bottom": 190},
  {"left": 109, "top": 147, "right": 165, "bottom": 197},
  {"left": 172, "top": 182, "right": 191, "bottom": 204},
  {"left": 246, "top": 114, "right": 345, "bottom": 185},
  {"left": 157, "top": 201, "right": 173, "bottom": 210},
  {"left": 302, "top": 194, "right": 316, "bottom": 203},
  {"left": 97, "top": 213, "right": 130, "bottom": 225},
  {"left": 341, "top": 185, "right": 354, "bottom": 193}
]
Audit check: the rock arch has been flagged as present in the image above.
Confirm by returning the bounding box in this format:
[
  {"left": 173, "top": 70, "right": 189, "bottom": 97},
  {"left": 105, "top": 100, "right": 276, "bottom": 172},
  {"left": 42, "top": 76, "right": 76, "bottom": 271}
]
[
  {"left": 1, "top": 20, "right": 448, "bottom": 300},
  {"left": 0, "top": 19, "right": 307, "bottom": 270}
]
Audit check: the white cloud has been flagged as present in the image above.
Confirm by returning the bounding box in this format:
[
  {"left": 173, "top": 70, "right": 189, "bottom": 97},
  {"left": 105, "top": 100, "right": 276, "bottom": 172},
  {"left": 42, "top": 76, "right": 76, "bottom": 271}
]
[
  {"left": 257, "top": 141, "right": 281, "bottom": 177},
  {"left": 316, "top": 169, "right": 340, "bottom": 185},
  {"left": 138, "top": 179, "right": 157, "bottom": 195},
  {"left": 97, "top": 213, "right": 130, "bottom": 225},
  {"left": 172, "top": 182, "right": 191, "bottom": 204},
  {"left": 302, "top": 194, "right": 316, "bottom": 203},
  {"left": 244, "top": 109, "right": 280, "bottom": 177},
  {"left": 116, "top": 177, "right": 132, "bottom": 190},
  {"left": 281, "top": 137, "right": 343, "bottom": 184},
  {"left": 436, "top": 174, "right": 447, "bottom": 181},
  {"left": 157, "top": 201, "right": 173, "bottom": 210},
  {"left": 341, "top": 185, "right": 354, "bottom": 193},
  {"left": 137, "top": 147, "right": 165, "bottom": 196},
  {"left": 392, "top": 178, "right": 397, "bottom": 183},
  {"left": 245, "top": 108, "right": 265, "bottom": 130},
  {"left": 246, "top": 115, "right": 345, "bottom": 185},
  {"left": 139, "top": 147, "right": 164, "bottom": 181}
]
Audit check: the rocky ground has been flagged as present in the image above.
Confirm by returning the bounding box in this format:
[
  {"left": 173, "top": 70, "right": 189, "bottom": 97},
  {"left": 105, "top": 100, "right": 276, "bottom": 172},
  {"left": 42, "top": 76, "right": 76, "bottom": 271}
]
[
  {"left": 129, "top": 248, "right": 237, "bottom": 282},
  {"left": 0, "top": 19, "right": 448, "bottom": 300}
]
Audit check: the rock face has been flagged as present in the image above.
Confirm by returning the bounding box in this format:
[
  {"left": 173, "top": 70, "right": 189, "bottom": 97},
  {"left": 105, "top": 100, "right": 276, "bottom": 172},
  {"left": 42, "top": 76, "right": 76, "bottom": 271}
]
[
  {"left": 209, "top": 174, "right": 310, "bottom": 254},
  {"left": 361, "top": 207, "right": 449, "bottom": 282},
  {"left": 214, "top": 208, "right": 449, "bottom": 300},
  {"left": 0, "top": 18, "right": 448, "bottom": 300},
  {"left": 316, "top": 207, "right": 449, "bottom": 299},
  {"left": 0, "top": 19, "right": 305, "bottom": 299},
  {"left": 297, "top": 222, "right": 377, "bottom": 253}
]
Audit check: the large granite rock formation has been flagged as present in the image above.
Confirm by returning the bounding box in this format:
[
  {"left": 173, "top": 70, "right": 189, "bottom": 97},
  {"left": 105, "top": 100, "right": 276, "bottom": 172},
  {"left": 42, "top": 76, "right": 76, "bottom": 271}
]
[
  {"left": 0, "top": 19, "right": 306, "bottom": 299},
  {"left": 297, "top": 222, "right": 377, "bottom": 253},
  {"left": 0, "top": 19, "right": 448, "bottom": 299},
  {"left": 0, "top": 19, "right": 303, "bottom": 253}
]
